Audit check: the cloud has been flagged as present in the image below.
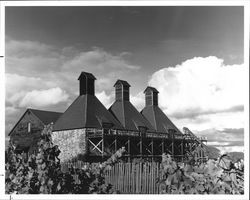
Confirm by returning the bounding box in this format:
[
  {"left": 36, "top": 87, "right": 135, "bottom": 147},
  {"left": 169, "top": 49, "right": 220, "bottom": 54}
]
[
  {"left": 148, "top": 56, "right": 245, "bottom": 152},
  {"left": 5, "top": 106, "right": 25, "bottom": 137},
  {"left": 5, "top": 73, "right": 59, "bottom": 107},
  {"left": 5, "top": 38, "right": 140, "bottom": 94},
  {"left": 6, "top": 39, "right": 57, "bottom": 57},
  {"left": 173, "top": 111, "right": 244, "bottom": 133},
  {"left": 96, "top": 78, "right": 113, "bottom": 93},
  {"left": 149, "top": 56, "right": 244, "bottom": 117},
  {"left": 5, "top": 106, "right": 19, "bottom": 116},
  {"left": 5, "top": 38, "right": 140, "bottom": 105},
  {"left": 6, "top": 73, "right": 56, "bottom": 96},
  {"left": 5, "top": 38, "right": 142, "bottom": 137},
  {"left": 149, "top": 56, "right": 244, "bottom": 126},
  {"left": 6, "top": 40, "right": 63, "bottom": 76},
  {"left": 194, "top": 127, "right": 244, "bottom": 152},
  {"left": 217, "top": 146, "right": 244, "bottom": 154},
  {"left": 220, "top": 128, "right": 244, "bottom": 135},
  {"left": 200, "top": 128, "right": 244, "bottom": 144},
  {"left": 171, "top": 105, "right": 244, "bottom": 120},
  {"left": 19, "top": 87, "right": 69, "bottom": 108},
  {"left": 62, "top": 47, "right": 140, "bottom": 71},
  {"left": 5, "top": 39, "right": 245, "bottom": 153},
  {"left": 96, "top": 91, "right": 114, "bottom": 109},
  {"left": 130, "top": 92, "right": 145, "bottom": 111},
  {"left": 6, "top": 39, "right": 140, "bottom": 75}
]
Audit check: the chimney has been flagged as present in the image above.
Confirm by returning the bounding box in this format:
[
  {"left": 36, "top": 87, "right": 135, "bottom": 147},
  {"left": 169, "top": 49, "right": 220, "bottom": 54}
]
[
  {"left": 114, "top": 80, "right": 131, "bottom": 101},
  {"left": 78, "top": 72, "right": 96, "bottom": 96},
  {"left": 144, "top": 86, "right": 159, "bottom": 106}
]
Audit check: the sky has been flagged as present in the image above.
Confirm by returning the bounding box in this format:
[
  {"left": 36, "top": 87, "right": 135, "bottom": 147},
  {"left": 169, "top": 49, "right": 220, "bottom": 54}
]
[{"left": 5, "top": 6, "right": 245, "bottom": 152}]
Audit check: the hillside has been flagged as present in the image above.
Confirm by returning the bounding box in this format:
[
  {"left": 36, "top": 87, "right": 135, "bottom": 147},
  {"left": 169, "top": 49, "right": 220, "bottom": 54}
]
[
  {"left": 204, "top": 145, "right": 244, "bottom": 162},
  {"left": 205, "top": 145, "right": 221, "bottom": 159},
  {"left": 227, "top": 151, "right": 244, "bottom": 162}
]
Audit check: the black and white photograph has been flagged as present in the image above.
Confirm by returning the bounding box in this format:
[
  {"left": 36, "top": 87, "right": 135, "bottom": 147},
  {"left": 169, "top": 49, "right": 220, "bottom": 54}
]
[{"left": 0, "top": 1, "right": 249, "bottom": 199}]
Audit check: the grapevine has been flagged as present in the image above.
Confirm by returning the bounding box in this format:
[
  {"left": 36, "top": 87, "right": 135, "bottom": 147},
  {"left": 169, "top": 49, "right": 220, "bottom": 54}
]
[
  {"left": 5, "top": 124, "right": 125, "bottom": 194},
  {"left": 158, "top": 153, "right": 244, "bottom": 194},
  {"left": 5, "top": 124, "right": 244, "bottom": 194}
]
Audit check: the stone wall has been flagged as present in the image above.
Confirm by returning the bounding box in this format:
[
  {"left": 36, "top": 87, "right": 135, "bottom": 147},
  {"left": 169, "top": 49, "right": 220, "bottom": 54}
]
[{"left": 52, "top": 129, "right": 87, "bottom": 162}]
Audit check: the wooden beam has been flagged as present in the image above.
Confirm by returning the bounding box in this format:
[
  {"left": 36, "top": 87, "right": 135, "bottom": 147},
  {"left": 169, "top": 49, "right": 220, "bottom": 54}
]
[
  {"left": 115, "top": 137, "right": 117, "bottom": 152},
  {"left": 102, "top": 129, "right": 104, "bottom": 159},
  {"left": 181, "top": 140, "right": 184, "bottom": 162},
  {"left": 88, "top": 139, "right": 103, "bottom": 154},
  {"left": 128, "top": 137, "right": 130, "bottom": 162},
  {"left": 151, "top": 139, "right": 154, "bottom": 155},
  {"left": 140, "top": 138, "right": 142, "bottom": 157},
  {"left": 128, "top": 137, "right": 130, "bottom": 155},
  {"left": 172, "top": 140, "right": 174, "bottom": 156}
]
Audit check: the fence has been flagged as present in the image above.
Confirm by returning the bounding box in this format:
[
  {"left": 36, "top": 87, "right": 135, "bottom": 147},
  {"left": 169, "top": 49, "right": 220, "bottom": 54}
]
[{"left": 61, "top": 161, "right": 164, "bottom": 194}]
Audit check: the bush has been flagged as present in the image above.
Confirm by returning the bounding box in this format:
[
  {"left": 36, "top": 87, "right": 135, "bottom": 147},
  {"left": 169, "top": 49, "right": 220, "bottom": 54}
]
[
  {"left": 5, "top": 124, "right": 125, "bottom": 194},
  {"left": 158, "top": 153, "right": 244, "bottom": 194}
]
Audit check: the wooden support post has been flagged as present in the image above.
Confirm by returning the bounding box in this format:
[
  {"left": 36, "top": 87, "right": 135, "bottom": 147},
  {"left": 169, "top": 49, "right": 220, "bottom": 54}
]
[
  {"left": 162, "top": 140, "right": 164, "bottom": 154},
  {"left": 115, "top": 136, "right": 117, "bottom": 152},
  {"left": 128, "top": 137, "right": 130, "bottom": 154},
  {"left": 151, "top": 139, "right": 154, "bottom": 156},
  {"left": 172, "top": 140, "right": 174, "bottom": 156},
  {"left": 102, "top": 129, "right": 104, "bottom": 160},
  {"left": 128, "top": 137, "right": 130, "bottom": 162},
  {"left": 181, "top": 140, "right": 184, "bottom": 162},
  {"left": 140, "top": 137, "right": 143, "bottom": 158}
]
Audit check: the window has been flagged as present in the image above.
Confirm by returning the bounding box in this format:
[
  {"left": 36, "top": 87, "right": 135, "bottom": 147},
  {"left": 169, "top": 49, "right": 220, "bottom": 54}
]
[
  {"left": 28, "top": 122, "right": 31, "bottom": 133},
  {"left": 139, "top": 126, "right": 147, "bottom": 137}
]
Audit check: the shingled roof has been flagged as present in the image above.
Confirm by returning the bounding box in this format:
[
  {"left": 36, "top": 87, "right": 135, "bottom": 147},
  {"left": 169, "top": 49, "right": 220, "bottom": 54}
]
[
  {"left": 53, "top": 95, "right": 123, "bottom": 131},
  {"left": 141, "top": 105, "right": 182, "bottom": 134},
  {"left": 114, "top": 80, "right": 131, "bottom": 87},
  {"left": 78, "top": 71, "right": 96, "bottom": 80},
  {"left": 29, "top": 109, "right": 62, "bottom": 125},
  {"left": 144, "top": 86, "right": 159, "bottom": 94},
  {"left": 141, "top": 86, "right": 182, "bottom": 135},
  {"left": 8, "top": 108, "right": 62, "bottom": 136},
  {"left": 109, "top": 101, "right": 154, "bottom": 131}
]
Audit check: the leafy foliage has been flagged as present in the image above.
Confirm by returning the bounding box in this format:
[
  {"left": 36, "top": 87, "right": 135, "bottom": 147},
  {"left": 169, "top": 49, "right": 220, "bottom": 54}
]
[
  {"left": 6, "top": 124, "right": 244, "bottom": 194},
  {"left": 5, "top": 124, "right": 125, "bottom": 194},
  {"left": 158, "top": 153, "right": 244, "bottom": 194}
]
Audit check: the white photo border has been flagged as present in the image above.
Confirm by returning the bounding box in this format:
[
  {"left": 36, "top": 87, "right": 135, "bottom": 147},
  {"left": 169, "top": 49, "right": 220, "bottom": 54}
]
[{"left": 0, "top": 1, "right": 249, "bottom": 200}]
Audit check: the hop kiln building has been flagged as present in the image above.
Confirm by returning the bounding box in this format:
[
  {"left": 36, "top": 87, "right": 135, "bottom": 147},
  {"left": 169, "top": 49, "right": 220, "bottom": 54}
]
[{"left": 52, "top": 72, "right": 207, "bottom": 162}]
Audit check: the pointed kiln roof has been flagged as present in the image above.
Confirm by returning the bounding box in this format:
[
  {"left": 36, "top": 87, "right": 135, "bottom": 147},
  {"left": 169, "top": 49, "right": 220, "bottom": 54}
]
[
  {"left": 141, "top": 105, "right": 182, "bottom": 135},
  {"left": 53, "top": 95, "right": 123, "bottom": 131},
  {"left": 109, "top": 101, "right": 154, "bottom": 131}
]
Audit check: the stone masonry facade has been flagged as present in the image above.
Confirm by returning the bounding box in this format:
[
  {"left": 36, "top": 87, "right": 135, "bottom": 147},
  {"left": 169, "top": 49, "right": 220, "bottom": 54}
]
[{"left": 52, "top": 129, "right": 87, "bottom": 162}]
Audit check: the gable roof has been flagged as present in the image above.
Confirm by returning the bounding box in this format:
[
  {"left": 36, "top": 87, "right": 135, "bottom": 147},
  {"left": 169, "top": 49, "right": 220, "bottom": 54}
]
[
  {"left": 144, "top": 86, "right": 159, "bottom": 94},
  {"left": 53, "top": 94, "right": 123, "bottom": 131},
  {"left": 8, "top": 108, "right": 62, "bottom": 136},
  {"left": 78, "top": 71, "right": 96, "bottom": 80},
  {"left": 29, "top": 109, "right": 62, "bottom": 125},
  {"left": 109, "top": 100, "right": 154, "bottom": 131},
  {"left": 114, "top": 80, "right": 131, "bottom": 87},
  {"left": 141, "top": 105, "right": 182, "bottom": 135}
]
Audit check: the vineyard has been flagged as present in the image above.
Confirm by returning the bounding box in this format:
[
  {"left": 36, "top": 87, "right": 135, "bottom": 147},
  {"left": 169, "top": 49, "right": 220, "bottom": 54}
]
[{"left": 5, "top": 126, "right": 244, "bottom": 194}]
